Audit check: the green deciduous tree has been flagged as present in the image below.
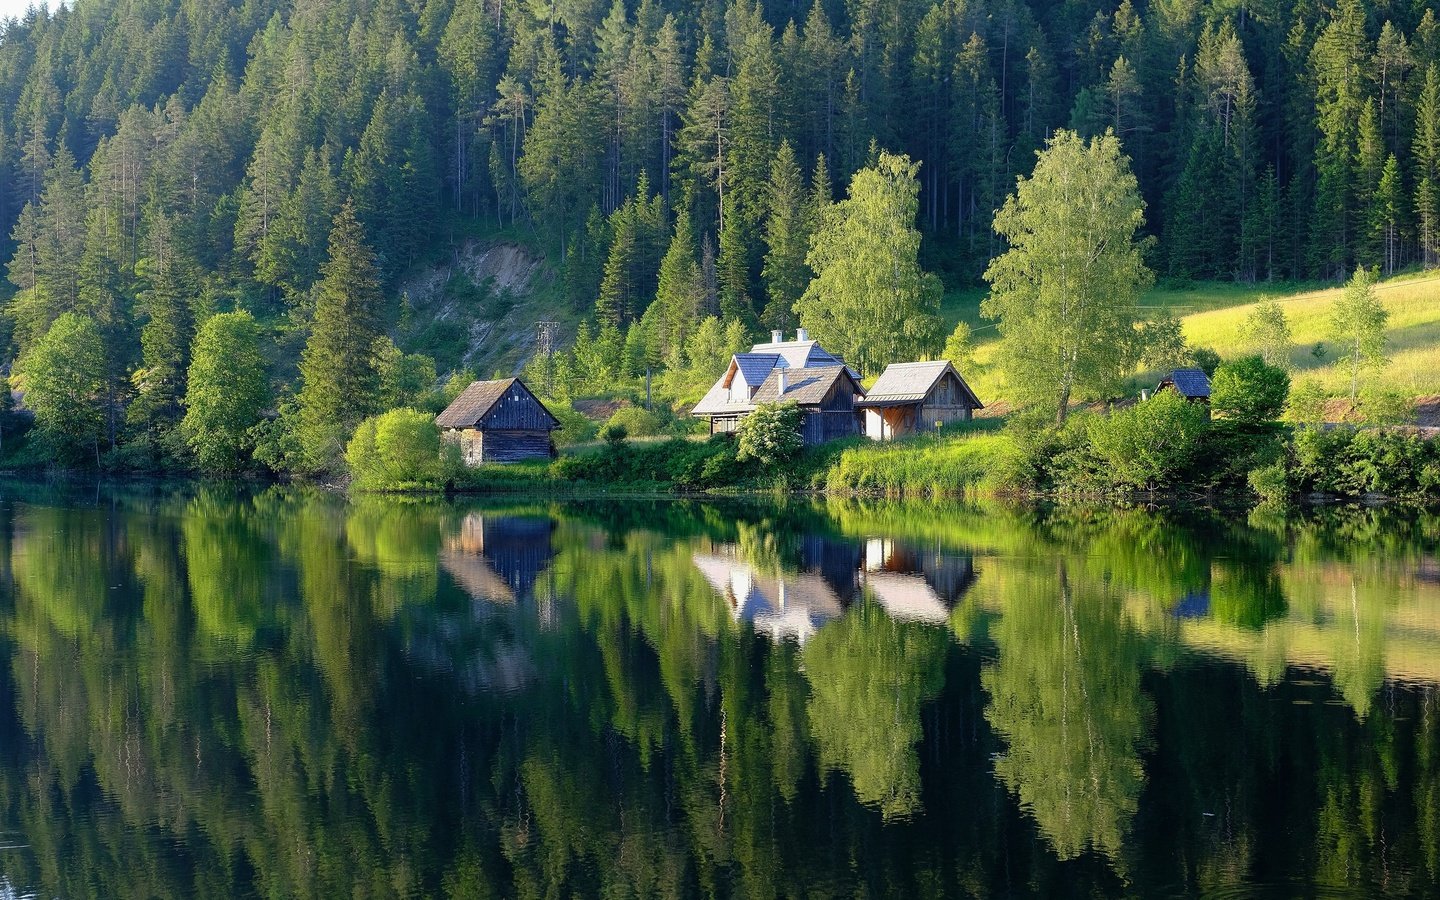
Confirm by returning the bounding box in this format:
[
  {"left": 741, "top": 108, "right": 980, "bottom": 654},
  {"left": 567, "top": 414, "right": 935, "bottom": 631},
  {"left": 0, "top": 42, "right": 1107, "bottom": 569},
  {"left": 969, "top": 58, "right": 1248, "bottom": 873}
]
[
  {"left": 182, "top": 311, "right": 269, "bottom": 474},
  {"left": 984, "top": 130, "right": 1154, "bottom": 424},
  {"left": 1242, "top": 299, "right": 1294, "bottom": 369},
  {"left": 345, "top": 408, "right": 443, "bottom": 490},
  {"left": 18, "top": 312, "right": 108, "bottom": 464},
  {"left": 1330, "top": 265, "right": 1389, "bottom": 403},
  {"left": 736, "top": 401, "right": 803, "bottom": 467},
  {"left": 1211, "top": 356, "right": 1291, "bottom": 425},
  {"left": 795, "top": 151, "right": 942, "bottom": 377}
]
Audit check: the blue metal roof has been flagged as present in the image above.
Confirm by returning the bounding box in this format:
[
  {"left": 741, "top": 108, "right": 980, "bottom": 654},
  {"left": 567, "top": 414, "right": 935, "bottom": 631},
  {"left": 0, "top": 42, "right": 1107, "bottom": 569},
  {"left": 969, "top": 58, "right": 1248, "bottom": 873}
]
[
  {"left": 733, "top": 353, "right": 783, "bottom": 386},
  {"left": 1160, "top": 367, "right": 1211, "bottom": 398}
]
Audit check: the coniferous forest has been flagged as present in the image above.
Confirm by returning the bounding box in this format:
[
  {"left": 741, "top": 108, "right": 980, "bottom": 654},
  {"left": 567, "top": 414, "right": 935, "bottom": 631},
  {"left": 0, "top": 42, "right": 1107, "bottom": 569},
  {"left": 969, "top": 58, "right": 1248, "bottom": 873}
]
[{"left": 1, "top": 0, "right": 1439, "bottom": 473}]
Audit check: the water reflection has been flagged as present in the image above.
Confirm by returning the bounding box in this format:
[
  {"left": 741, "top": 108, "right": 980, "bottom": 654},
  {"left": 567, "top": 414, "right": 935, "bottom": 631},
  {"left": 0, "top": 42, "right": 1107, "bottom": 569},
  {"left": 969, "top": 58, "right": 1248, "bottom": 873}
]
[{"left": 0, "top": 486, "right": 1437, "bottom": 896}]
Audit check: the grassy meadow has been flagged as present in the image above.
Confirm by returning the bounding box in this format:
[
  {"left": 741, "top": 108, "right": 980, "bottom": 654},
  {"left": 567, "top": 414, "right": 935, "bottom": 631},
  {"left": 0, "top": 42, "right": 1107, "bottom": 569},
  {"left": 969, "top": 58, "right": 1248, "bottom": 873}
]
[{"left": 946, "top": 271, "right": 1440, "bottom": 404}]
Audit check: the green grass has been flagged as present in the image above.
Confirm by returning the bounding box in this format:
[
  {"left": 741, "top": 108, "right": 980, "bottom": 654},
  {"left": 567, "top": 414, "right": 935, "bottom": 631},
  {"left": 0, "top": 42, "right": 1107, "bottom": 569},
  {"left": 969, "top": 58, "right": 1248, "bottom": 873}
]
[
  {"left": 1178, "top": 270, "right": 1440, "bottom": 396},
  {"left": 824, "top": 428, "right": 1015, "bottom": 497},
  {"left": 958, "top": 271, "right": 1440, "bottom": 404}
]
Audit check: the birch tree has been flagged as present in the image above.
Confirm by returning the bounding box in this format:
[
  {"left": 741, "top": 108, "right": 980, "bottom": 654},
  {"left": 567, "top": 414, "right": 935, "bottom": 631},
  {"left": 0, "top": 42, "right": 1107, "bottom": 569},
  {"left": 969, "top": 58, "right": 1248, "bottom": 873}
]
[{"left": 983, "top": 130, "right": 1153, "bottom": 424}]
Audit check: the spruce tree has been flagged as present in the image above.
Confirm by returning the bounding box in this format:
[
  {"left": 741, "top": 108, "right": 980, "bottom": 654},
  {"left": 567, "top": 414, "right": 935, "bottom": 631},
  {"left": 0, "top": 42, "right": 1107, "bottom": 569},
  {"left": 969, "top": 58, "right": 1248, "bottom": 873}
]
[
  {"left": 761, "top": 141, "right": 810, "bottom": 330},
  {"left": 295, "top": 201, "right": 385, "bottom": 472}
]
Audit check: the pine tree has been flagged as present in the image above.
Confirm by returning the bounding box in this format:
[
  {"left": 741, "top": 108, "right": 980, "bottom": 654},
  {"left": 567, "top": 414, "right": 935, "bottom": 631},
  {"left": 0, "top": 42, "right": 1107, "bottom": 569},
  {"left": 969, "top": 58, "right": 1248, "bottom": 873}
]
[
  {"left": 1371, "top": 155, "right": 1404, "bottom": 275},
  {"left": 652, "top": 206, "right": 705, "bottom": 365},
  {"left": 761, "top": 141, "right": 809, "bottom": 330},
  {"left": 127, "top": 215, "right": 196, "bottom": 460},
  {"left": 1416, "top": 65, "right": 1440, "bottom": 268},
  {"left": 295, "top": 202, "right": 385, "bottom": 472}
]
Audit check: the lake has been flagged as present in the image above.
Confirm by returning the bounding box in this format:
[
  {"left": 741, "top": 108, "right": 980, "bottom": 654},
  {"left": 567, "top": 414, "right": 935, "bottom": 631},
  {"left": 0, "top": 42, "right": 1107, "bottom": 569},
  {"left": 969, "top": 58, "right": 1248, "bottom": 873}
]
[{"left": 0, "top": 484, "right": 1437, "bottom": 897}]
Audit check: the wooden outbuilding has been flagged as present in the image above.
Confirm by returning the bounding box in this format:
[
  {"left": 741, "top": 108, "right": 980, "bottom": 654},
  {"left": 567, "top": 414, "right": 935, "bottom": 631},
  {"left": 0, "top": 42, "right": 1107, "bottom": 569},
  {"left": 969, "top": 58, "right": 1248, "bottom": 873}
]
[
  {"left": 436, "top": 378, "right": 560, "bottom": 465},
  {"left": 855, "top": 361, "right": 983, "bottom": 440},
  {"left": 1155, "top": 368, "right": 1212, "bottom": 404}
]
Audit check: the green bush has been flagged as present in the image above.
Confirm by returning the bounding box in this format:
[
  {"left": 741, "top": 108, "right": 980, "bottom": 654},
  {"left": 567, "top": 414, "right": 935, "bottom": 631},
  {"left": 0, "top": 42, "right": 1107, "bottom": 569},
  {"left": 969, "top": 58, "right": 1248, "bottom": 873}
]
[
  {"left": 345, "top": 408, "right": 444, "bottom": 490},
  {"left": 1285, "top": 380, "right": 1328, "bottom": 425},
  {"left": 1358, "top": 385, "right": 1414, "bottom": 426},
  {"left": 1211, "top": 355, "right": 1289, "bottom": 425},
  {"left": 1083, "top": 390, "right": 1211, "bottom": 490},
  {"left": 546, "top": 400, "right": 598, "bottom": 446},
  {"left": 1247, "top": 461, "right": 1290, "bottom": 503},
  {"left": 1289, "top": 426, "right": 1440, "bottom": 497},
  {"left": 736, "top": 402, "right": 804, "bottom": 467},
  {"left": 604, "top": 405, "right": 664, "bottom": 437}
]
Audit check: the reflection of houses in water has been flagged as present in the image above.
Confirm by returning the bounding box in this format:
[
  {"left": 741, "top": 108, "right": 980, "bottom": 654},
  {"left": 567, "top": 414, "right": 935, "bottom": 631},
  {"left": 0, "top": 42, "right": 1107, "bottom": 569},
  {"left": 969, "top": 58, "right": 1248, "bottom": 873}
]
[
  {"left": 860, "top": 538, "right": 977, "bottom": 625},
  {"left": 693, "top": 534, "right": 976, "bottom": 640},
  {"left": 440, "top": 514, "right": 556, "bottom": 603},
  {"left": 693, "top": 544, "right": 849, "bottom": 644}
]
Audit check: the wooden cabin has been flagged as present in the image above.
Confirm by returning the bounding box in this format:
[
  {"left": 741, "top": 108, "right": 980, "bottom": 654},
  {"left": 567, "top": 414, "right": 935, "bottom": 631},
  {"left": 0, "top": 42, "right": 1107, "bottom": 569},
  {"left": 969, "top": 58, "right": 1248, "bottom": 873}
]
[
  {"left": 1155, "top": 368, "right": 1212, "bottom": 405},
  {"left": 436, "top": 378, "right": 560, "bottom": 465},
  {"left": 693, "top": 364, "right": 864, "bottom": 444},
  {"left": 692, "top": 330, "right": 860, "bottom": 441},
  {"left": 855, "top": 361, "right": 983, "bottom": 440}
]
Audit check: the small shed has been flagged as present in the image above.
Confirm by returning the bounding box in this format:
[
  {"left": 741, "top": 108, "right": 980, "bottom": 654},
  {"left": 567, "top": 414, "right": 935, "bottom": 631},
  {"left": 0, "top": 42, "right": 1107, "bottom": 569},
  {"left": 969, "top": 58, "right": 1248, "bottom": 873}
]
[
  {"left": 436, "top": 378, "right": 560, "bottom": 465},
  {"left": 1155, "top": 368, "right": 1211, "bottom": 403},
  {"left": 855, "top": 361, "right": 983, "bottom": 440}
]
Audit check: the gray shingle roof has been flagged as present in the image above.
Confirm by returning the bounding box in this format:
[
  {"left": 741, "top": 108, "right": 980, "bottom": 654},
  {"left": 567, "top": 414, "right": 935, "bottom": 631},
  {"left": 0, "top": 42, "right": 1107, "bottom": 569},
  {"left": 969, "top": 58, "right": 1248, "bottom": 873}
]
[
  {"left": 1157, "top": 367, "right": 1211, "bottom": 399},
  {"left": 693, "top": 365, "right": 862, "bottom": 416},
  {"left": 748, "top": 338, "right": 844, "bottom": 370},
  {"left": 751, "top": 365, "right": 859, "bottom": 406},
  {"left": 855, "top": 361, "right": 983, "bottom": 409},
  {"left": 436, "top": 378, "right": 559, "bottom": 429}
]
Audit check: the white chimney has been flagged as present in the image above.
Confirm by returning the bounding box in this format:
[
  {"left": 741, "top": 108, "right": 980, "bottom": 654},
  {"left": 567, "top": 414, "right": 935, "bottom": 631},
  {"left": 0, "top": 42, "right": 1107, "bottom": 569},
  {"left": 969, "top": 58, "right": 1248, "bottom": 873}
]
[
  {"left": 777, "top": 368, "right": 787, "bottom": 396},
  {"left": 771, "top": 329, "right": 782, "bottom": 343},
  {"left": 796, "top": 327, "right": 809, "bottom": 342}
]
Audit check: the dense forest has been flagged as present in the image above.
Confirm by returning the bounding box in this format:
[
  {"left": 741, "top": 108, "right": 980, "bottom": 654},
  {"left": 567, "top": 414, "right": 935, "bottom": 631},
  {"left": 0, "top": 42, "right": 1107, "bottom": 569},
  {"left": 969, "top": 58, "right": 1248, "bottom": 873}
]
[{"left": 0, "top": 0, "right": 1438, "bottom": 470}]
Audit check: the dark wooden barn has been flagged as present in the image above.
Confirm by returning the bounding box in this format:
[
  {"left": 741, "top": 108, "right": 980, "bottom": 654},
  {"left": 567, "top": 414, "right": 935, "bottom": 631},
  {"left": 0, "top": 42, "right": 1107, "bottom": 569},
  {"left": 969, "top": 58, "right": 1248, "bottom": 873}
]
[
  {"left": 856, "top": 361, "right": 983, "bottom": 440},
  {"left": 436, "top": 378, "right": 560, "bottom": 465}
]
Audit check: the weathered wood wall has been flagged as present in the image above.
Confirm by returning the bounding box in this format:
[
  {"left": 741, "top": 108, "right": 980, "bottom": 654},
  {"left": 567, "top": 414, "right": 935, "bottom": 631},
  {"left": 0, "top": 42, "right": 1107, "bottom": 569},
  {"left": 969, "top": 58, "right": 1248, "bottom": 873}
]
[
  {"left": 478, "top": 430, "right": 554, "bottom": 463},
  {"left": 480, "top": 382, "right": 558, "bottom": 430},
  {"left": 443, "top": 428, "right": 553, "bottom": 465}
]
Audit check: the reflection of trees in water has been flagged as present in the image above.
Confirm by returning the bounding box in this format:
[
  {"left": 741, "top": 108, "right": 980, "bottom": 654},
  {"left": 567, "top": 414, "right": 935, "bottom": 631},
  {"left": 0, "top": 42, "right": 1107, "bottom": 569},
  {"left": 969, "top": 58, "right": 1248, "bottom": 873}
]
[
  {"left": 983, "top": 562, "right": 1153, "bottom": 865},
  {"left": 0, "top": 491, "right": 1438, "bottom": 894},
  {"left": 802, "top": 601, "right": 948, "bottom": 820}
]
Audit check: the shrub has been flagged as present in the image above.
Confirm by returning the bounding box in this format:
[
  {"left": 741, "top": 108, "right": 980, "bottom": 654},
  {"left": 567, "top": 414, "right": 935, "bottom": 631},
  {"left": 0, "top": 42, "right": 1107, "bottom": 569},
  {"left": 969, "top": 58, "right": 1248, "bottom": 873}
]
[
  {"left": 737, "top": 402, "right": 804, "bottom": 467},
  {"left": 601, "top": 423, "right": 628, "bottom": 446},
  {"left": 1358, "top": 385, "right": 1414, "bottom": 426},
  {"left": 1084, "top": 390, "right": 1211, "bottom": 490},
  {"left": 346, "top": 408, "right": 444, "bottom": 490},
  {"left": 1247, "top": 461, "right": 1290, "bottom": 504},
  {"left": 1210, "top": 355, "right": 1289, "bottom": 425},
  {"left": 1285, "top": 380, "right": 1328, "bottom": 425},
  {"left": 604, "top": 405, "right": 664, "bottom": 438},
  {"left": 547, "top": 400, "right": 599, "bottom": 446}
]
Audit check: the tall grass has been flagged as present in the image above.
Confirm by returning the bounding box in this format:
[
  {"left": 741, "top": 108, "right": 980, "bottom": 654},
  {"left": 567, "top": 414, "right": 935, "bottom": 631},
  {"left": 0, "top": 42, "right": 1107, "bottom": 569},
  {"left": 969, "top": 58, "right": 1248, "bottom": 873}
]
[{"left": 824, "top": 432, "right": 1014, "bottom": 497}]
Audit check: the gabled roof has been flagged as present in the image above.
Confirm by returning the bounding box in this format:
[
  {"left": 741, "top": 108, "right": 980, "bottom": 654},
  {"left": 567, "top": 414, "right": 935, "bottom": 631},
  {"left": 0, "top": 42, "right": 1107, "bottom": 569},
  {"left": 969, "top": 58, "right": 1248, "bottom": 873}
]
[
  {"left": 436, "top": 378, "right": 561, "bottom": 429},
  {"left": 855, "top": 360, "right": 983, "bottom": 409},
  {"left": 751, "top": 365, "right": 861, "bottom": 407},
  {"left": 726, "top": 353, "right": 783, "bottom": 388},
  {"left": 1157, "top": 367, "right": 1211, "bottom": 399},
  {"left": 748, "top": 338, "right": 845, "bottom": 370}
]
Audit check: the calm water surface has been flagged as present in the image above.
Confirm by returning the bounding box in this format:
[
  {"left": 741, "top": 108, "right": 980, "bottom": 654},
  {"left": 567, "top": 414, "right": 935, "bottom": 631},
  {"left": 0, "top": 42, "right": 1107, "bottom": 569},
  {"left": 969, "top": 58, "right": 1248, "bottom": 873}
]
[{"left": 0, "top": 484, "right": 1438, "bottom": 897}]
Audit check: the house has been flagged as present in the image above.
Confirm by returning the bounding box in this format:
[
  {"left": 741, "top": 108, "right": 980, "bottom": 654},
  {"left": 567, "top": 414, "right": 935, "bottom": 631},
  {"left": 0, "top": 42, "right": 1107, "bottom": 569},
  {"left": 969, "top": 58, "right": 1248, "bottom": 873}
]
[
  {"left": 1155, "top": 368, "right": 1211, "bottom": 404},
  {"left": 692, "top": 329, "right": 862, "bottom": 440},
  {"left": 855, "top": 360, "right": 983, "bottom": 440},
  {"left": 694, "top": 364, "right": 865, "bottom": 444},
  {"left": 436, "top": 378, "right": 560, "bottom": 465}
]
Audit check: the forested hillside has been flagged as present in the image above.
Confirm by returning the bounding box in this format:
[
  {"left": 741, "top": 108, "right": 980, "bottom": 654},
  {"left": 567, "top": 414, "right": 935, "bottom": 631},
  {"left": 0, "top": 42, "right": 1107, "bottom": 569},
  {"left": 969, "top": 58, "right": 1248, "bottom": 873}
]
[{"left": 1, "top": 0, "right": 1438, "bottom": 471}]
